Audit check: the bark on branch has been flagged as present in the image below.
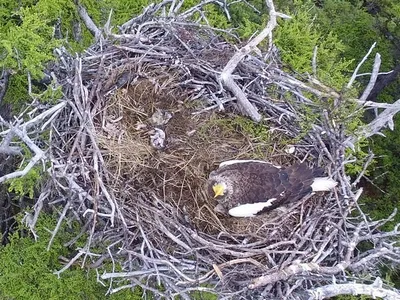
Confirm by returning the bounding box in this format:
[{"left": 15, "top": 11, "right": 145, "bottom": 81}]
[{"left": 308, "top": 277, "right": 400, "bottom": 300}]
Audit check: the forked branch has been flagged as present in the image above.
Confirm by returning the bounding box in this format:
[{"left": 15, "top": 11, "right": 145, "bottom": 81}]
[{"left": 220, "top": 0, "right": 290, "bottom": 122}]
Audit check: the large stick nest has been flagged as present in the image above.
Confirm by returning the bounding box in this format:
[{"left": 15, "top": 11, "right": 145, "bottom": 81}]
[{"left": 30, "top": 2, "right": 400, "bottom": 299}]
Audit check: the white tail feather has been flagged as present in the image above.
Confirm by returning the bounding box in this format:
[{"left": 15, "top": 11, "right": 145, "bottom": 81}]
[
  {"left": 228, "top": 198, "right": 277, "bottom": 217},
  {"left": 311, "top": 177, "right": 337, "bottom": 192},
  {"left": 219, "top": 159, "right": 281, "bottom": 169}
]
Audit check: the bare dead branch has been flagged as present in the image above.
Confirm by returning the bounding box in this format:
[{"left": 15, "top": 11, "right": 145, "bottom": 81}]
[
  {"left": 347, "top": 42, "right": 376, "bottom": 89},
  {"left": 8, "top": 1, "right": 400, "bottom": 299},
  {"left": 0, "top": 125, "right": 45, "bottom": 183},
  {"left": 355, "top": 97, "right": 400, "bottom": 140},
  {"left": 74, "top": 0, "right": 102, "bottom": 40},
  {"left": 308, "top": 277, "right": 400, "bottom": 300},
  {"left": 220, "top": 0, "right": 290, "bottom": 122},
  {"left": 359, "top": 53, "right": 381, "bottom": 102}
]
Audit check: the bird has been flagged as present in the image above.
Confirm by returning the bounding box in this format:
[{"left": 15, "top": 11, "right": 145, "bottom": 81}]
[{"left": 207, "top": 159, "right": 337, "bottom": 217}]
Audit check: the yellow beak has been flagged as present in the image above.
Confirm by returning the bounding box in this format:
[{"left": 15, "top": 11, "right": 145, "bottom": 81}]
[{"left": 213, "top": 183, "right": 225, "bottom": 198}]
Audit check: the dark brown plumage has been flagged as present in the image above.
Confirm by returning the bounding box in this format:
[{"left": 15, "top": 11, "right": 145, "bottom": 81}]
[{"left": 207, "top": 160, "right": 336, "bottom": 217}]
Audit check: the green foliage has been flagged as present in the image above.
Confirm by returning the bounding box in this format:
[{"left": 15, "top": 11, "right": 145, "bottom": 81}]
[
  {"left": 0, "top": 7, "right": 59, "bottom": 79},
  {"left": 7, "top": 165, "right": 42, "bottom": 199},
  {"left": 0, "top": 0, "right": 88, "bottom": 76},
  {"left": 313, "top": 0, "right": 394, "bottom": 71},
  {"left": 313, "top": 32, "right": 355, "bottom": 88},
  {"left": 202, "top": 4, "right": 231, "bottom": 30},
  {"left": 360, "top": 118, "right": 400, "bottom": 230},
  {"left": 274, "top": 6, "right": 318, "bottom": 73},
  {"left": 332, "top": 295, "right": 378, "bottom": 300},
  {"left": 0, "top": 213, "right": 142, "bottom": 300},
  {"left": 81, "top": 0, "right": 152, "bottom": 30},
  {"left": 0, "top": 0, "right": 100, "bottom": 110},
  {"left": 374, "top": 126, "right": 400, "bottom": 194},
  {"left": 189, "top": 287, "right": 218, "bottom": 300},
  {"left": 179, "top": 0, "right": 230, "bottom": 30},
  {"left": 32, "top": 80, "right": 64, "bottom": 104},
  {"left": 0, "top": 1, "right": 74, "bottom": 110},
  {"left": 230, "top": 0, "right": 266, "bottom": 39},
  {"left": 274, "top": 0, "right": 353, "bottom": 89},
  {"left": 200, "top": 114, "right": 271, "bottom": 143},
  {"left": 2, "top": 73, "right": 31, "bottom": 105},
  {"left": 344, "top": 139, "right": 373, "bottom": 177}
]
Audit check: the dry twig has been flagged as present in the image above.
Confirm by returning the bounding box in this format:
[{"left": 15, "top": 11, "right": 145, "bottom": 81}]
[{"left": 5, "top": 0, "right": 400, "bottom": 299}]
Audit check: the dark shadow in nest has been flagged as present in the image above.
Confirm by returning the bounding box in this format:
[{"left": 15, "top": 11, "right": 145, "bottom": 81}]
[{"left": 97, "top": 76, "right": 315, "bottom": 237}]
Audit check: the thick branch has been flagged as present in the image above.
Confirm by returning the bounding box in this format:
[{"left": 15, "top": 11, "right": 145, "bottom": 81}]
[
  {"left": 308, "top": 278, "right": 400, "bottom": 300},
  {"left": 367, "top": 63, "right": 400, "bottom": 102},
  {"left": 248, "top": 262, "right": 347, "bottom": 289},
  {"left": 0, "top": 127, "right": 22, "bottom": 155},
  {"left": 219, "top": 0, "right": 290, "bottom": 122},
  {"left": 359, "top": 53, "right": 381, "bottom": 102},
  {"left": 74, "top": 0, "right": 102, "bottom": 40},
  {"left": 356, "top": 97, "right": 400, "bottom": 139}
]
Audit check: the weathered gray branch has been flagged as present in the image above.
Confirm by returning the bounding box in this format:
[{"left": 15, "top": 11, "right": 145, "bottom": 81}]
[
  {"left": 220, "top": 0, "right": 290, "bottom": 122},
  {"left": 347, "top": 42, "right": 376, "bottom": 89},
  {"left": 0, "top": 126, "right": 22, "bottom": 155},
  {"left": 308, "top": 277, "right": 400, "bottom": 300},
  {"left": 356, "top": 97, "right": 400, "bottom": 139},
  {"left": 359, "top": 53, "right": 381, "bottom": 102},
  {"left": 74, "top": 0, "right": 102, "bottom": 40},
  {"left": 0, "top": 101, "right": 66, "bottom": 137},
  {"left": 0, "top": 101, "right": 66, "bottom": 183},
  {"left": 0, "top": 125, "right": 45, "bottom": 183}
]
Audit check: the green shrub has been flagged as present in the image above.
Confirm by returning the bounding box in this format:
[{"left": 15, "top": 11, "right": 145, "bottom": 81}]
[
  {"left": 274, "top": 0, "right": 353, "bottom": 89},
  {"left": 0, "top": 213, "right": 142, "bottom": 300}
]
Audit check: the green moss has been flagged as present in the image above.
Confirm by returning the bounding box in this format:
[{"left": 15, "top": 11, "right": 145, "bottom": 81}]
[
  {"left": 2, "top": 74, "right": 31, "bottom": 106},
  {"left": 189, "top": 284, "right": 218, "bottom": 300},
  {"left": 0, "top": 213, "right": 142, "bottom": 299},
  {"left": 332, "top": 295, "right": 381, "bottom": 300},
  {"left": 199, "top": 114, "right": 271, "bottom": 143},
  {"left": 7, "top": 165, "right": 42, "bottom": 199}
]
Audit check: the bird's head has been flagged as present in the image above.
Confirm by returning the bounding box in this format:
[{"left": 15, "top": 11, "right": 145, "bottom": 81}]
[{"left": 212, "top": 182, "right": 227, "bottom": 198}]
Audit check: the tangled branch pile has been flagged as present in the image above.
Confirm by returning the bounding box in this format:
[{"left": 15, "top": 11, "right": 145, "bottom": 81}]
[{"left": 2, "top": 0, "right": 400, "bottom": 299}]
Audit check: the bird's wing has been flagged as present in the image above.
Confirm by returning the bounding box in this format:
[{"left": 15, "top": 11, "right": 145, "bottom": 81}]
[
  {"left": 276, "top": 164, "right": 315, "bottom": 203},
  {"left": 219, "top": 159, "right": 281, "bottom": 169},
  {"left": 236, "top": 165, "right": 309, "bottom": 205},
  {"left": 228, "top": 198, "right": 277, "bottom": 217}
]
